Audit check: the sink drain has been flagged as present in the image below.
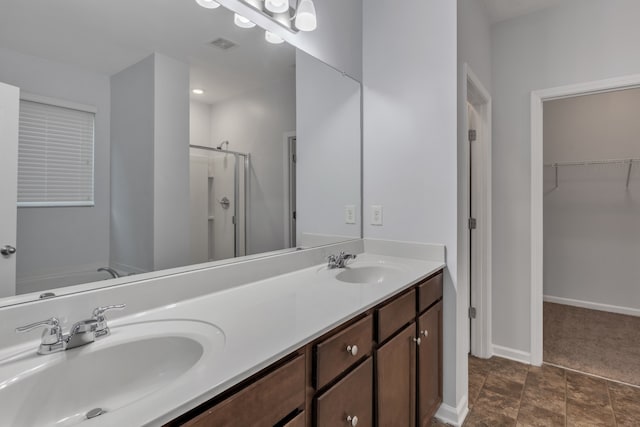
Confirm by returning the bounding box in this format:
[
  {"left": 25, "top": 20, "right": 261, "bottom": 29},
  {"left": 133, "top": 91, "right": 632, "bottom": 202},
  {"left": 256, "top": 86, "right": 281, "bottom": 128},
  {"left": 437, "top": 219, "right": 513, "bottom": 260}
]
[{"left": 86, "top": 408, "right": 106, "bottom": 419}]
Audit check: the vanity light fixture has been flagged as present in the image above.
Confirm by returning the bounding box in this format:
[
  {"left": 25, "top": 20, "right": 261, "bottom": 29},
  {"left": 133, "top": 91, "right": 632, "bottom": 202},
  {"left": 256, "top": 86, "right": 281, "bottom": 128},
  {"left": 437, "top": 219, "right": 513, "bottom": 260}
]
[
  {"left": 234, "top": 13, "right": 256, "bottom": 28},
  {"left": 294, "top": 0, "right": 317, "bottom": 32},
  {"left": 192, "top": 89, "right": 205, "bottom": 95},
  {"left": 265, "top": 0, "right": 289, "bottom": 14},
  {"left": 265, "top": 30, "right": 285, "bottom": 44},
  {"left": 195, "top": 0, "right": 221, "bottom": 9}
]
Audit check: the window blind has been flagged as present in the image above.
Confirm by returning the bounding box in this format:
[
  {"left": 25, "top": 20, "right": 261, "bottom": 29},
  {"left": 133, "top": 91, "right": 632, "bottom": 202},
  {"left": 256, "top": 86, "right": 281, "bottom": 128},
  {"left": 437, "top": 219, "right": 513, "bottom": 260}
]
[{"left": 18, "top": 100, "right": 95, "bottom": 207}]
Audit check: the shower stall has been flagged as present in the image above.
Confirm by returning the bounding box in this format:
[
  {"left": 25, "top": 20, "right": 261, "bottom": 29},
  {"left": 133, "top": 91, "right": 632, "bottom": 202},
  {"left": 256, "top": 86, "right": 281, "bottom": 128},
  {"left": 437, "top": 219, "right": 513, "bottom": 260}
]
[{"left": 189, "top": 145, "right": 249, "bottom": 263}]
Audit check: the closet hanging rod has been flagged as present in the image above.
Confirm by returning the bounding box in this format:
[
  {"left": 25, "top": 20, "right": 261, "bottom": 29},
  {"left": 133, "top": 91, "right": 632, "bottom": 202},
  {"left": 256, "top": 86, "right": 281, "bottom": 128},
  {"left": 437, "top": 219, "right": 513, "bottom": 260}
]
[{"left": 545, "top": 158, "right": 638, "bottom": 189}]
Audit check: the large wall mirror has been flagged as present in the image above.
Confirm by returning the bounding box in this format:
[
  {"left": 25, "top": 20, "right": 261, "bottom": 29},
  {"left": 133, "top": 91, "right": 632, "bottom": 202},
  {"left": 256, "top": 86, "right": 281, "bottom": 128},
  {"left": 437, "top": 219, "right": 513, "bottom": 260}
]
[{"left": 0, "top": 0, "right": 362, "bottom": 306}]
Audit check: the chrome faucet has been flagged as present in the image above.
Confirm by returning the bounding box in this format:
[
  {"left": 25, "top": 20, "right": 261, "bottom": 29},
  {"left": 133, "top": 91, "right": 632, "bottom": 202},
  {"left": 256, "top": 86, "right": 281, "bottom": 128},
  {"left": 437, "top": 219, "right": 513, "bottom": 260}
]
[
  {"left": 16, "top": 304, "right": 126, "bottom": 355},
  {"left": 327, "top": 251, "right": 357, "bottom": 269},
  {"left": 97, "top": 267, "right": 121, "bottom": 278}
]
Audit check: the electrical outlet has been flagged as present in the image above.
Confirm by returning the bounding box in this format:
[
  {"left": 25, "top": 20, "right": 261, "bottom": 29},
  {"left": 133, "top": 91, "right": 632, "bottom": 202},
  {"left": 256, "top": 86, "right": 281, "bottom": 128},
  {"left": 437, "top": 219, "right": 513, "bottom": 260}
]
[
  {"left": 345, "top": 205, "right": 356, "bottom": 224},
  {"left": 371, "top": 205, "right": 383, "bottom": 226}
]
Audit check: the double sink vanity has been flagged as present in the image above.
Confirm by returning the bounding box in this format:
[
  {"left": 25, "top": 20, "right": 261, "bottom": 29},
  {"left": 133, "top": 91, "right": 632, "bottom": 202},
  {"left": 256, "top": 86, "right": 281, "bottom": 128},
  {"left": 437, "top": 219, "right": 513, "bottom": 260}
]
[{"left": 0, "top": 241, "right": 445, "bottom": 426}]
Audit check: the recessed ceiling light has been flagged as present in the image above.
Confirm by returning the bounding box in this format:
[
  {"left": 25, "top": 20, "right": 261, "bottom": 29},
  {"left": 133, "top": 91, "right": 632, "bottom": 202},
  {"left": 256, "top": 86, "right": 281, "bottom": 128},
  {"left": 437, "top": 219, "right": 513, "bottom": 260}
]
[{"left": 192, "top": 89, "right": 205, "bottom": 95}]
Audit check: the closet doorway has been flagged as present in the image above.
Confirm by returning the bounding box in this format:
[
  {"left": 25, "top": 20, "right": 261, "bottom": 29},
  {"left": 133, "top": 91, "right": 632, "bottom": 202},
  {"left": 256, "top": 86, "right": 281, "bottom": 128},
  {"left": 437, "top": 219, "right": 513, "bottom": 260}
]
[
  {"left": 463, "top": 64, "right": 492, "bottom": 359},
  {"left": 531, "top": 78, "right": 640, "bottom": 385}
]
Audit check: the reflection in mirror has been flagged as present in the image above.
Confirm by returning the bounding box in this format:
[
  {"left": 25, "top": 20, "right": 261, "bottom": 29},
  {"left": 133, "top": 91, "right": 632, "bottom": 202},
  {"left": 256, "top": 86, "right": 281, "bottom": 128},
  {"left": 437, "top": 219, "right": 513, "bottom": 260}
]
[{"left": 0, "top": 0, "right": 361, "bottom": 305}]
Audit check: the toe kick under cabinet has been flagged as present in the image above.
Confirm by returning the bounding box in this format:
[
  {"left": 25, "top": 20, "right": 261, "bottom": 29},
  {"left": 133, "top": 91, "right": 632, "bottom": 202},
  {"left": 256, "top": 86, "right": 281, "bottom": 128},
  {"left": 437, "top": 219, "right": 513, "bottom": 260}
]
[{"left": 165, "top": 269, "right": 443, "bottom": 427}]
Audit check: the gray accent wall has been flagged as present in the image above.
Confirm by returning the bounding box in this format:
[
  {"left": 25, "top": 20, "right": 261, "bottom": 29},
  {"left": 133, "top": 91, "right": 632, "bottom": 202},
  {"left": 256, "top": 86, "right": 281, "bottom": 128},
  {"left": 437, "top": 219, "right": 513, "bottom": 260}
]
[{"left": 0, "top": 47, "right": 111, "bottom": 288}]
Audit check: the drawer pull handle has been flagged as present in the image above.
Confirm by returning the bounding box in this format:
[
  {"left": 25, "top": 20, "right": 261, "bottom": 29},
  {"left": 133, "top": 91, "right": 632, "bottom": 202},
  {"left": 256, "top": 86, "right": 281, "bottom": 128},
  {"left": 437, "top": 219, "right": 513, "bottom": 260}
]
[
  {"left": 346, "top": 415, "right": 358, "bottom": 426},
  {"left": 421, "top": 330, "right": 429, "bottom": 338},
  {"left": 413, "top": 336, "right": 421, "bottom": 346},
  {"left": 346, "top": 345, "right": 358, "bottom": 356}
]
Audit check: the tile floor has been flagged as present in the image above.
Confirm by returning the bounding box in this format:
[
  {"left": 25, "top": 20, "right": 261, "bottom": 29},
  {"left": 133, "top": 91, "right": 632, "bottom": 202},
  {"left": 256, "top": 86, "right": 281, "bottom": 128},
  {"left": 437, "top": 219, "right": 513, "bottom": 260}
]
[{"left": 461, "top": 356, "right": 640, "bottom": 426}]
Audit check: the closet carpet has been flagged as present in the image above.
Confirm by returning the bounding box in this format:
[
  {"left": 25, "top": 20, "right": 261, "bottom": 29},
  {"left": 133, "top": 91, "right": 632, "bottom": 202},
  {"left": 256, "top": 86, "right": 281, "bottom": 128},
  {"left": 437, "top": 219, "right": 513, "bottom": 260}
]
[{"left": 544, "top": 302, "right": 640, "bottom": 386}]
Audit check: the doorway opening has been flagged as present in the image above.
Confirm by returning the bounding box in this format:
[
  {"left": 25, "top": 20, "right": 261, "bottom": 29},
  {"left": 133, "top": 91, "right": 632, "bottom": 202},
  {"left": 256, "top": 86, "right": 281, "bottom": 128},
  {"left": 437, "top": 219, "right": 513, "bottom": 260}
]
[
  {"left": 533, "top": 82, "right": 640, "bottom": 385},
  {"left": 463, "top": 64, "right": 492, "bottom": 358},
  {"left": 530, "top": 73, "right": 640, "bottom": 369}
]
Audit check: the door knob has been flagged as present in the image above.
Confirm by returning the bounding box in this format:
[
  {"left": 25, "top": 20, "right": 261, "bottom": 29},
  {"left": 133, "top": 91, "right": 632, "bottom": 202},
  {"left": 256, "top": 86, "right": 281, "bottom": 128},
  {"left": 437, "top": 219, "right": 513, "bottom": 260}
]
[
  {"left": 1, "top": 245, "right": 16, "bottom": 256},
  {"left": 346, "top": 415, "right": 358, "bottom": 426}
]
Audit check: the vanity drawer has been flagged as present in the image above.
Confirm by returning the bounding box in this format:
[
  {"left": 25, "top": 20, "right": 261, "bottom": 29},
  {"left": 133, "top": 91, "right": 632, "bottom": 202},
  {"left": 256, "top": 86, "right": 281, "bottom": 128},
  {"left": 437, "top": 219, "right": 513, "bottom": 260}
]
[
  {"left": 315, "top": 357, "right": 373, "bottom": 427},
  {"left": 418, "top": 272, "right": 443, "bottom": 313},
  {"left": 315, "top": 315, "right": 373, "bottom": 389},
  {"left": 377, "top": 289, "right": 416, "bottom": 343},
  {"left": 182, "top": 354, "right": 305, "bottom": 427}
]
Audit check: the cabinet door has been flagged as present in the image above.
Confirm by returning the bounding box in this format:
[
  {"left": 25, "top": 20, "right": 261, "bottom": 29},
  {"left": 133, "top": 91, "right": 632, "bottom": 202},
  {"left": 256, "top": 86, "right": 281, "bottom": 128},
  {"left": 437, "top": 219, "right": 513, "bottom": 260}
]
[
  {"left": 376, "top": 322, "right": 417, "bottom": 427},
  {"left": 316, "top": 358, "right": 373, "bottom": 427},
  {"left": 417, "top": 301, "right": 443, "bottom": 426}
]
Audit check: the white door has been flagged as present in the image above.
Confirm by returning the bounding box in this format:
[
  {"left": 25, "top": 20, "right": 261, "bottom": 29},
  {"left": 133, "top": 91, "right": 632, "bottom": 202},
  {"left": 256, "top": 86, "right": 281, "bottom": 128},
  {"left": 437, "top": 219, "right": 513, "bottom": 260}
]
[{"left": 0, "top": 82, "right": 19, "bottom": 298}]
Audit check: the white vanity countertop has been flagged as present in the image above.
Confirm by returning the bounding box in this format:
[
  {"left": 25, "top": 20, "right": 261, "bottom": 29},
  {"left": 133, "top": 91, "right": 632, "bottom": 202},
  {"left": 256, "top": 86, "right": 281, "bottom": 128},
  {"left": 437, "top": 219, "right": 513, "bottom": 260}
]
[{"left": 1, "top": 252, "right": 445, "bottom": 426}]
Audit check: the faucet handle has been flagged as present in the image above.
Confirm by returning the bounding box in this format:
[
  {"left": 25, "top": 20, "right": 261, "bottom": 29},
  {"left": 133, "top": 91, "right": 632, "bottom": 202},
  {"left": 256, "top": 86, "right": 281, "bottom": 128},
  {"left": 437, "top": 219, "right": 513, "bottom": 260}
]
[
  {"left": 92, "top": 304, "right": 126, "bottom": 338},
  {"left": 16, "top": 317, "right": 63, "bottom": 345},
  {"left": 92, "top": 304, "right": 126, "bottom": 319}
]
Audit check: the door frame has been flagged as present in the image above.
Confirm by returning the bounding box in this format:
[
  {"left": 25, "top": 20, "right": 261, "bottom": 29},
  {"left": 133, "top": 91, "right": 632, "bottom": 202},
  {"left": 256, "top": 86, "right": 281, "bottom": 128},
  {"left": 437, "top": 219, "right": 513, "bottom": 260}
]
[
  {"left": 529, "top": 73, "right": 640, "bottom": 366},
  {"left": 282, "top": 131, "right": 296, "bottom": 248},
  {"left": 462, "top": 64, "right": 492, "bottom": 358}
]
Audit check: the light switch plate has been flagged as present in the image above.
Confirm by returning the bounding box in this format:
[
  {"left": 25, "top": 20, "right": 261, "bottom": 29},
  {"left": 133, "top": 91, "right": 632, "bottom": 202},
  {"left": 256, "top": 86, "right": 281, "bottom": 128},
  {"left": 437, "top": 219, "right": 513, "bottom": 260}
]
[
  {"left": 345, "top": 205, "right": 356, "bottom": 224},
  {"left": 371, "top": 205, "right": 383, "bottom": 226}
]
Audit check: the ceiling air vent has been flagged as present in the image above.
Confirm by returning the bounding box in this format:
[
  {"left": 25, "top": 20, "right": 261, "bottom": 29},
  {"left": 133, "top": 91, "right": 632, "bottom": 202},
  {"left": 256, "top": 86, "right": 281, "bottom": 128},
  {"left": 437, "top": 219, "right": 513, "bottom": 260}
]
[{"left": 210, "top": 38, "right": 237, "bottom": 50}]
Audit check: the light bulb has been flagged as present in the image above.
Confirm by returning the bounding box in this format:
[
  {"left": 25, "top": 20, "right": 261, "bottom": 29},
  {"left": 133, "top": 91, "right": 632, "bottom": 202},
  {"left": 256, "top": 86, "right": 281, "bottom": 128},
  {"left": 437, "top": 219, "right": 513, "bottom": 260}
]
[
  {"left": 295, "top": 0, "right": 317, "bottom": 31},
  {"left": 195, "top": 0, "right": 221, "bottom": 9},
  {"left": 265, "top": 31, "right": 284, "bottom": 44},
  {"left": 192, "top": 89, "right": 205, "bottom": 95},
  {"left": 265, "top": 0, "right": 289, "bottom": 14},
  {"left": 234, "top": 13, "right": 256, "bottom": 28}
]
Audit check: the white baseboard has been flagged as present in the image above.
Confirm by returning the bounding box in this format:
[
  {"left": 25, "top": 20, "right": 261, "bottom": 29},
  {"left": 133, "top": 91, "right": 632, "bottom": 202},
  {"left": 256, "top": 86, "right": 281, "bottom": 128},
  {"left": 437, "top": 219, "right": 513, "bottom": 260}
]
[
  {"left": 435, "top": 395, "right": 469, "bottom": 427},
  {"left": 492, "top": 344, "right": 531, "bottom": 365},
  {"left": 544, "top": 295, "right": 640, "bottom": 318}
]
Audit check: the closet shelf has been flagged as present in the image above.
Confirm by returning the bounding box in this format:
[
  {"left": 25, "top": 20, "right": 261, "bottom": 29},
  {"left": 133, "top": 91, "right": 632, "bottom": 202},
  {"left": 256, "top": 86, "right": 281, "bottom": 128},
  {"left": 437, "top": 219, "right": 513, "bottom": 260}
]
[{"left": 544, "top": 158, "right": 640, "bottom": 189}]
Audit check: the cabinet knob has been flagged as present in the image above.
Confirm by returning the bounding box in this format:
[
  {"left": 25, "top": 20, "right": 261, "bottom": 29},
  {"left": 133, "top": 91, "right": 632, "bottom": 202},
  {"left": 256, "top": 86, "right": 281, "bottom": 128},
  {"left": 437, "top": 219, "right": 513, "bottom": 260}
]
[
  {"left": 1, "top": 245, "right": 16, "bottom": 256},
  {"left": 346, "top": 345, "right": 358, "bottom": 356},
  {"left": 413, "top": 336, "right": 421, "bottom": 346},
  {"left": 421, "top": 330, "right": 429, "bottom": 338},
  {"left": 346, "top": 415, "right": 358, "bottom": 426}
]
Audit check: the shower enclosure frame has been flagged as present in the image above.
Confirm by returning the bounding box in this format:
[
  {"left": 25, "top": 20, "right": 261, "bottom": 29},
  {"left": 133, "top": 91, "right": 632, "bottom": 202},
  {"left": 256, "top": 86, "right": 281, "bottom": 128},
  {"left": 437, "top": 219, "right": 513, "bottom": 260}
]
[{"left": 190, "top": 144, "right": 250, "bottom": 258}]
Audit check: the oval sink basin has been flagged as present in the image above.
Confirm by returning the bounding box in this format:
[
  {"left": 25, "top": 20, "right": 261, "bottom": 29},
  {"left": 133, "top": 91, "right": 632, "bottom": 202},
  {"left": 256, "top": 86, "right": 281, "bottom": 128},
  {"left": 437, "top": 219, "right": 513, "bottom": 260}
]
[
  {"left": 0, "top": 320, "right": 224, "bottom": 426},
  {"left": 335, "top": 265, "right": 402, "bottom": 284}
]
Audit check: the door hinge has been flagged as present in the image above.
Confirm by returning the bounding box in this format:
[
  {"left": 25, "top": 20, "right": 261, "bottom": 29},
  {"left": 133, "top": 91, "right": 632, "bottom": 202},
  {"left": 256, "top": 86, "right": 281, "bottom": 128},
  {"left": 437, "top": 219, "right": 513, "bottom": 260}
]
[
  {"left": 292, "top": 154, "right": 297, "bottom": 163},
  {"left": 232, "top": 215, "right": 235, "bottom": 225},
  {"left": 468, "top": 129, "right": 477, "bottom": 142},
  {"left": 469, "top": 307, "right": 477, "bottom": 319},
  {"left": 468, "top": 217, "right": 477, "bottom": 230}
]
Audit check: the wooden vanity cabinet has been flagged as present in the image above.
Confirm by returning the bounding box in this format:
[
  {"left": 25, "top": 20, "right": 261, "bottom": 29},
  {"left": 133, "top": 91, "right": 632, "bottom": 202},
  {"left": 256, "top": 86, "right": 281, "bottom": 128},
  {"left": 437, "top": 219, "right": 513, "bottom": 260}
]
[{"left": 167, "top": 270, "right": 444, "bottom": 427}]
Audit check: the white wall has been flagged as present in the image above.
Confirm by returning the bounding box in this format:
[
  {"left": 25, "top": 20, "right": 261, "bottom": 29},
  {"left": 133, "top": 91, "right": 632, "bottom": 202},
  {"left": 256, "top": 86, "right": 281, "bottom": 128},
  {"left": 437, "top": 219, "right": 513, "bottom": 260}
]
[
  {"left": 153, "top": 54, "right": 191, "bottom": 270},
  {"left": 110, "top": 55, "right": 155, "bottom": 273},
  {"left": 543, "top": 90, "right": 640, "bottom": 311},
  {"left": 363, "top": 0, "right": 462, "bottom": 419},
  {"left": 111, "top": 53, "right": 191, "bottom": 272},
  {"left": 216, "top": 0, "right": 362, "bottom": 81},
  {"left": 491, "top": 0, "right": 640, "bottom": 353},
  {"left": 0, "top": 47, "right": 111, "bottom": 287},
  {"left": 296, "top": 50, "right": 361, "bottom": 246},
  {"left": 208, "top": 75, "right": 296, "bottom": 255}
]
